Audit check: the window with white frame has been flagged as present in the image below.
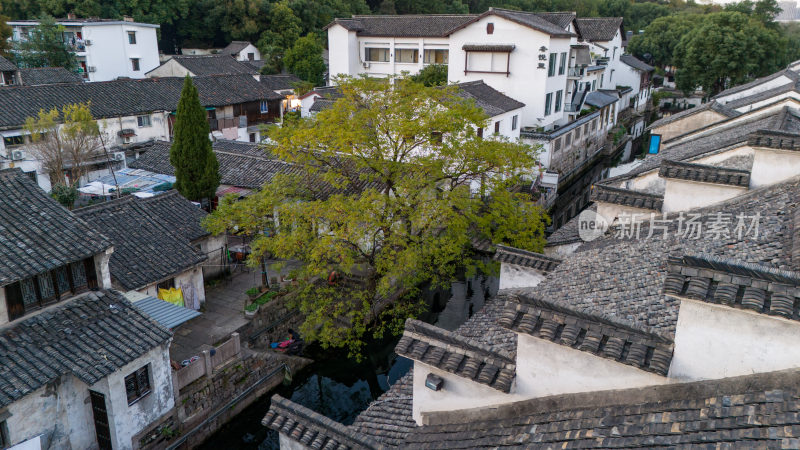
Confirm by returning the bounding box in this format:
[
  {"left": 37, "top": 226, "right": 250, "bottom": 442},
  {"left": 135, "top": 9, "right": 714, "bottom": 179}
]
[
  {"left": 511, "top": 115, "right": 518, "bottom": 130},
  {"left": 365, "top": 48, "right": 389, "bottom": 62},
  {"left": 558, "top": 52, "right": 567, "bottom": 75},
  {"left": 547, "top": 53, "right": 557, "bottom": 77},
  {"left": 544, "top": 92, "right": 553, "bottom": 116},
  {"left": 395, "top": 49, "right": 419, "bottom": 63},
  {"left": 137, "top": 115, "right": 151, "bottom": 127},
  {"left": 127, "top": 31, "right": 136, "bottom": 44},
  {"left": 260, "top": 101, "right": 268, "bottom": 113},
  {"left": 423, "top": 49, "right": 448, "bottom": 64},
  {"left": 555, "top": 90, "right": 563, "bottom": 113}
]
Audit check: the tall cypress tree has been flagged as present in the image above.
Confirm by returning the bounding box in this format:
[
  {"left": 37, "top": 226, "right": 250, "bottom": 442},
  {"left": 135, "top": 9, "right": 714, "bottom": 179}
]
[{"left": 170, "top": 75, "right": 220, "bottom": 202}]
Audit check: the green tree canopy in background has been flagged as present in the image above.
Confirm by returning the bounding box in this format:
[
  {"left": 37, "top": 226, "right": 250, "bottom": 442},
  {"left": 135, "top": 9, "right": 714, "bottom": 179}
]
[
  {"left": 410, "top": 64, "right": 448, "bottom": 86},
  {"left": 284, "top": 33, "right": 326, "bottom": 86},
  {"left": 13, "top": 15, "right": 77, "bottom": 69},
  {"left": 204, "top": 76, "right": 548, "bottom": 357},
  {"left": 170, "top": 75, "right": 220, "bottom": 202},
  {"left": 627, "top": 14, "right": 704, "bottom": 67},
  {"left": 674, "top": 11, "right": 786, "bottom": 94}
]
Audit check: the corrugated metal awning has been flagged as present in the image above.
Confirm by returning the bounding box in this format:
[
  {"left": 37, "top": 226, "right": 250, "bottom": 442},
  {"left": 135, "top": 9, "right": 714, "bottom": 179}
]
[{"left": 125, "top": 292, "right": 201, "bottom": 329}]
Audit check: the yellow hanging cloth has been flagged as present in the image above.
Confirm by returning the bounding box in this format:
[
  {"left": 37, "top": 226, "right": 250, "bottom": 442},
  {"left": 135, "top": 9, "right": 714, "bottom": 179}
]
[{"left": 158, "top": 287, "right": 184, "bottom": 307}]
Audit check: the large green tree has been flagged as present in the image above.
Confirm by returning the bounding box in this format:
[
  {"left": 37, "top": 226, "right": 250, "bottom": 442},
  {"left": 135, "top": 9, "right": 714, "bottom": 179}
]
[
  {"left": 283, "top": 33, "right": 326, "bottom": 86},
  {"left": 205, "top": 76, "right": 548, "bottom": 357},
  {"left": 627, "top": 14, "right": 704, "bottom": 67},
  {"left": 14, "top": 15, "right": 77, "bottom": 69},
  {"left": 674, "top": 11, "right": 786, "bottom": 94},
  {"left": 170, "top": 75, "right": 220, "bottom": 202}
]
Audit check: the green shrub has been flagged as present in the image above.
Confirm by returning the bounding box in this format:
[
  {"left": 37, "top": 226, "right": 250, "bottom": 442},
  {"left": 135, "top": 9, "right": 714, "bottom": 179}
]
[
  {"left": 244, "top": 302, "right": 259, "bottom": 312},
  {"left": 245, "top": 287, "right": 260, "bottom": 297},
  {"left": 255, "top": 291, "right": 277, "bottom": 305}
]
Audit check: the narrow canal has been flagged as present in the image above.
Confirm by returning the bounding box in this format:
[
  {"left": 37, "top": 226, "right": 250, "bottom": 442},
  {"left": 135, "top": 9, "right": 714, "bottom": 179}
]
[{"left": 198, "top": 274, "right": 498, "bottom": 449}]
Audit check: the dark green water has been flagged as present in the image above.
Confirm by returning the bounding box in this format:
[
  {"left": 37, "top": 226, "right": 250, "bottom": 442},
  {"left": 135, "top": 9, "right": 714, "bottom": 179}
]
[{"left": 197, "top": 274, "right": 497, "bottom": 449}]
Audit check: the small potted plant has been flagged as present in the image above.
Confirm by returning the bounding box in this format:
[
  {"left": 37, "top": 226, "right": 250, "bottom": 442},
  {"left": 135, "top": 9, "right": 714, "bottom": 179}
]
[
  {"left": 245, "top": 301, "right": 259, "bottom": 317},
  {"left": 246, "top": 287, "right": 259, "bottom": 301}
]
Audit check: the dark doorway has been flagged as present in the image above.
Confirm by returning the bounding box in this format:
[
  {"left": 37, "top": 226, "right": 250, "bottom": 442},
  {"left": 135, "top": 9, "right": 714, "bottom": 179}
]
[{"left": 89, "top": 390, "right": 113, "bottom": 450}]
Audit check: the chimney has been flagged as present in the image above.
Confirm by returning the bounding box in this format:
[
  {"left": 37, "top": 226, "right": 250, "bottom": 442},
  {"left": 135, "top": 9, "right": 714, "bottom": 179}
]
[
  {"left": 67, "top": 12, "right": 77, "bottom": 20},
  {"left": 123, "top": 15, "right": 134, "bottom": 22}
]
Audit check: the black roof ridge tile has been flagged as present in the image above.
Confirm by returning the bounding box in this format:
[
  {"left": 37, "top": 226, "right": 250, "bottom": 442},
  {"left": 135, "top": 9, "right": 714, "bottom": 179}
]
[
  {"left": 402, "top": 319, "right": 516, "bottom": 364},
  {"left": 494, "top": 244, "right": 562, "bottom": 272},
  {"left": 591, "top": 184, "right": 664, "bottom": 211},
  {"left": 264, "top": 394, "right": 386, "bottom": 450},
  {"left": 659, "top": 159, "right": 751, "bottom": 188}
]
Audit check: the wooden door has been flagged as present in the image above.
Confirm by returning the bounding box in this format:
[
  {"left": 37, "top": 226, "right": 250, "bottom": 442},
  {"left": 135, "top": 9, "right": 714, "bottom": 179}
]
[{"left": 89, "top": 390, "right": 113, "bottom": 450}]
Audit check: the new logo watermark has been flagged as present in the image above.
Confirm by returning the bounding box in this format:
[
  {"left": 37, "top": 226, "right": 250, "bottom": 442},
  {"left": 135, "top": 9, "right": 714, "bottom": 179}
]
[{"left": 578, "top": 209, "right": 609, "bottom": 242}]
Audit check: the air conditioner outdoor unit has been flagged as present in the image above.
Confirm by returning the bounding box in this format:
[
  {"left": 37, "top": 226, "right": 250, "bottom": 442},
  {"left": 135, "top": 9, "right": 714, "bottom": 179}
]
[
  {"left": 85, "top": 40, "right": 92, "bottom": 46},
  {"left": 113, "top": 152, "right": 125, "bottom": 161},
  {"left": 362, "top": 62, "right": 370, "bottom": 68},
  {"left": 11, "top": 150, "right": 24, "bottom": 160},
  {"left": 88, "top": 66, "right": 97, "bottom": 73}
]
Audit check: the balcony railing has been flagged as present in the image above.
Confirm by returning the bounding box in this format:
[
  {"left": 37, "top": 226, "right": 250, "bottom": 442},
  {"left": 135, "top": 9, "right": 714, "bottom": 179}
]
[{"left": 567, "top": 67, "right": 583, "bottom": 77}]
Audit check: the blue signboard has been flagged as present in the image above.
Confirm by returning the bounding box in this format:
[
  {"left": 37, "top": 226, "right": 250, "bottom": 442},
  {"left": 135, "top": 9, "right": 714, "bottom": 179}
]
[{"left": 648, "top": 134, "right": 662, "bottom": 154}]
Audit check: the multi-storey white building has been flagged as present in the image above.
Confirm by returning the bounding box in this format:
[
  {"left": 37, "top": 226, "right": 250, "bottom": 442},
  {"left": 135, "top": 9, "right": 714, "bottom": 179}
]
[
  {"left": 7, "top": 15, "right": 160, "bottom": 82},
  {"left": 326, "top": 9, "right": 632, "bottom": 133}
]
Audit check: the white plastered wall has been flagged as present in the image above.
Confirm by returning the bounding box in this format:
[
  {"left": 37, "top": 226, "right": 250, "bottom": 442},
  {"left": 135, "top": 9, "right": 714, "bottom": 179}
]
[
  {"left": 750, "top": 147, "right": 800, "bottom": 188},
  {"left": 412, "top": 333, "right": 668, "bottom": 425},
  {"left": 661, "top": 179, "right": 747, "bottom": 213},
  {"left": 498, "top": 262, "right": 546, "bottom": 290},
  {"left": 669, "top": 299, "right": 800, "bottom": 381},
  {"left": 139, "top": 266, "right": 206, "bottom": 306},
  {"left": 595, "top": 202, "right": 658, "bottom": 224}
]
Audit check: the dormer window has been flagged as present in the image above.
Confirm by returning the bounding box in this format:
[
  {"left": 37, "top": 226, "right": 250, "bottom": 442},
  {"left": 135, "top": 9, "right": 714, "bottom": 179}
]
[{"left": 487, "top": 23, "right": 494, "bottom": 34}]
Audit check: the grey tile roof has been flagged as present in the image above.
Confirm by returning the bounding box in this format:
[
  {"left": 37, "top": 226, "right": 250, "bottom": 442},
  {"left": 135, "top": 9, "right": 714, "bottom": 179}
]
[
  {"left": 0, "top": 289, "right": 171, "bottom": 408},
  {"left": 350, "top": 373, "right": 415, "bottom": 446},
  {"left": 531, "top": 176, "right": 800, "bottom": 338},
  {"left": 263, "top": 394, "right": 387, "bottom": 450},
  {"left": 260, "top": 74, "right": 301, "bottom": 92},
  {"left": 0, "top": 74, "right": 281, "bottom": 129},
  {"left": 664, "top": 254, "right": 800, "bottom": 320},
  {"left": 535, "top": 12, "right": 576, "bottom": 29},
  {"left": 659, "top": 159, "right": 751, "bottom": 187},
  {"left": 590, "top": 184, "right": 664, "bottom": 211},
  {"left": 74, "top": 196, "right": 206, "bottom": 290},
  {"left": 584, "top": 90, "right": 618, "bottom": 108},
  {"left": 575, "top": 17, "right": 624, "bottom": 42},
  {"left": 0, "top": 168, "right": 112, "bottom": 287},
  {"left": 137, "top": 190, "right": 209, "bottom": 242},
  {"left": 452, "top": 80, "right": 525, "bottom": 116},
  {"left": 647, "top": 100, "right": 739, "bottom": 131},
  {"left": 403, "top": 367, "right": 800, "bottom": 447},
  {"left": 327, "top": 14, "right": 476, "bottom": 37},
  {"left": 498, "top": 296, "right": 673, "bottom": 375},
  {"left": 613, "top": 106, "right": 800, "bottom": 181},
  {"left": 17, "top": 67, "right": 84, "bottom": 86},
  {"left": 128, "top": 140, "right": 380, "bottom": 198},
  {"left": 545, "top": 205, "right": 591, "bottom": 247},
  {"left": 166, "top": 54, "right": 258, "bottom": 76},
  {"left": 619, "top": 54, "right": 653, "bottom": 72},
  {"left": 308, "top": 81, "right": 524, "bottom": 118},
  {"left": 461, "top": 44, "right": 515, "bottom": 52},
  {"left": 714, "top": 68, "right": 799, "bottom": 100},
  {"left": 748, "top": 128, "right": 800, "bottom": 150},
  {"left": 723, "top": 80, "right": 800, "bottom": 110},
  {"left": 129, "top": 140, "right": 299, "bottom": 189},
  {"left": 480, "top": 8, "right": 575, "bottom": 37},
  {"left": 221, "top": 41, "right": 252, "bottom": 56},
  {"left": 395, "top": 319, "right": 516, "bottom": 392},
  {"left": 0, "top": 55, "right": 17, "bottom": 71},
  {"left": 493, "top": 244, "right": 561, "bottom": 273}
]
